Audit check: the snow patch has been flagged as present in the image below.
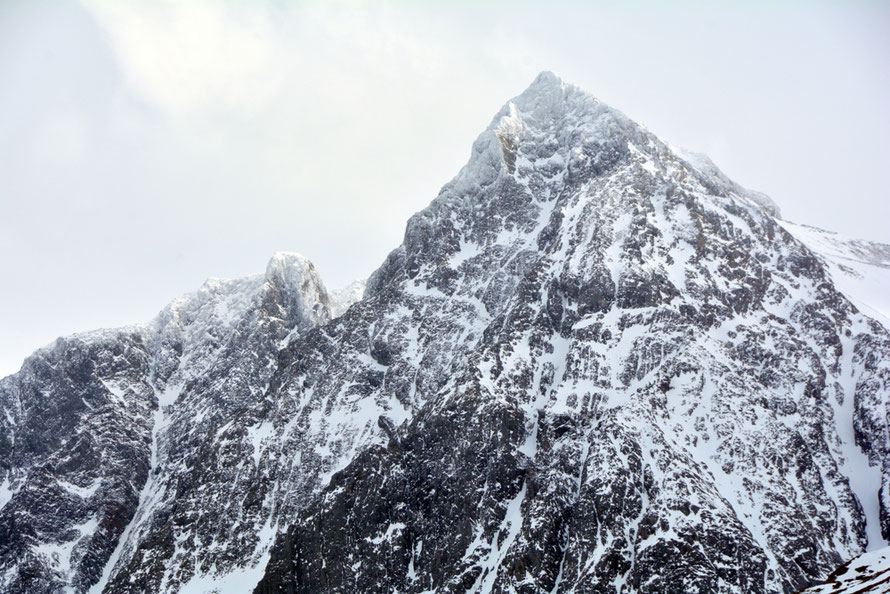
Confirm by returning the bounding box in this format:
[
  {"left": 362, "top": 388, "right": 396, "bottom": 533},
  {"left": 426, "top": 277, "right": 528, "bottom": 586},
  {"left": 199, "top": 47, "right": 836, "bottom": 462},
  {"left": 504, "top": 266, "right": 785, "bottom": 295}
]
[
  {"left": 246, "top": 421, "right": 275, "bottom": 468},
  {"left": 57, "top": 478, "right": 100, "bottom": 499},
  {"left": 802, "top": 546, "right": 890, "bottom": 593},
  {"left": 470, "top": 481, "right": 527, "bottom": 592},
  {"left": 0, "top": 475, "right": 14, "bottom": 511},
  {"left": 367, "top": 522, "right": 406, "bottom": 545}
]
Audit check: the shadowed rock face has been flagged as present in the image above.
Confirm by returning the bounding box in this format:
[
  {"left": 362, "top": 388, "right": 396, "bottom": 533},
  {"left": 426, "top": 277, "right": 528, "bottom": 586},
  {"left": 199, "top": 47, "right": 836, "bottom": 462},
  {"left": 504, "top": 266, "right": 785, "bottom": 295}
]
[{"left": 3, "top": 73, "right": 890, "bottom": 594}]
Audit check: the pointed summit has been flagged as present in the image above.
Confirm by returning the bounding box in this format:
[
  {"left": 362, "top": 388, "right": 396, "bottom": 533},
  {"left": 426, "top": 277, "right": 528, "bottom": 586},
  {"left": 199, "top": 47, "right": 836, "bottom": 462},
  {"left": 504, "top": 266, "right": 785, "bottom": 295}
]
[
  {"left": 527, "top": 70, "right": 565, "bottom": 90},
  {"left": 436, "top": 72, "right": 783, "bottom": 224},
  {"left": 429, "top": 72, "right": 636, "bottom": 209},
  {"left": 494, "top": 70, "right": 601, "bottom": 127}
]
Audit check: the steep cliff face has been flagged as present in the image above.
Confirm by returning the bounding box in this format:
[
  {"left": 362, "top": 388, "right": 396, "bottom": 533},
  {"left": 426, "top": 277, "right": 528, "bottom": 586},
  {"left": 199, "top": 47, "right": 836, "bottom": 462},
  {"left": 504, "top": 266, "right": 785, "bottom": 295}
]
[{"left": 1, "top": 73, "right": 888, "bottom": 594}]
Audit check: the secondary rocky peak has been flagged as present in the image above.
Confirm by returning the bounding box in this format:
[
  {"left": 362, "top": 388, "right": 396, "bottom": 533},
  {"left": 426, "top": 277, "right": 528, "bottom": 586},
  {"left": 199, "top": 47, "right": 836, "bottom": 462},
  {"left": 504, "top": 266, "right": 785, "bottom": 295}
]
[
  {"left": 0, "top": 249, "right": 339, "bottom": 594},
  {"left": 262, "top": 251, "right": 331, "bottom": 330},
  {"left": 263, "top": 251, "right": 312, "bottom": 280}
]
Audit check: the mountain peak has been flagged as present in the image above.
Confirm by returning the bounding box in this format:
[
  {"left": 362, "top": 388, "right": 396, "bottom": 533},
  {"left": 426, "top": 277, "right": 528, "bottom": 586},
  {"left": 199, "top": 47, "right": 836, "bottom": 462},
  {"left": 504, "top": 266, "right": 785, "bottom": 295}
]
[
  {"left": 528, "top": 70, "right": 564, "bottom": 89},
  {"left": 262, "top": 251, "right": 330, "bottom": 329},
  {"left": 265, "top": 251, "right": 312, "bottom": 278},
  {"left": 502, "top": 70, "right": 594, "bottom": 123}
]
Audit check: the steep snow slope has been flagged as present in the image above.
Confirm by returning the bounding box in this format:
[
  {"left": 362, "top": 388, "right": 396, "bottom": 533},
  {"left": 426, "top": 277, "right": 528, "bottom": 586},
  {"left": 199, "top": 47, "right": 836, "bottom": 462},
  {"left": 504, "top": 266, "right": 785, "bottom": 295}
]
[{"left": 781, "top": 221, "right": 890, "bottom": 327}]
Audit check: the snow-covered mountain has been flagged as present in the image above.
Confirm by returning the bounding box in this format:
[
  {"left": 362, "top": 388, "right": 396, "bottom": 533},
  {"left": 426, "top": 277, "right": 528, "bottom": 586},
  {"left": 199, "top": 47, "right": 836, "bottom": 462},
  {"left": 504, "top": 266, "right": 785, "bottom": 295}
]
[{"left": 2, "top": 72, "right": 889, "bottom": 593}]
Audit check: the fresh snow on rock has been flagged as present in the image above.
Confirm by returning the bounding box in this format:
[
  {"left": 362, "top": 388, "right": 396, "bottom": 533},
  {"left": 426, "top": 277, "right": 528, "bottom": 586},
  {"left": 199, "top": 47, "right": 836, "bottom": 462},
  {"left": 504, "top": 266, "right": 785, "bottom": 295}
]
[
  {"left": 257, "top": 71, "right": 890, "bottom": 594},
  {"left": 2, "top": 72, "right": 889, "bottom": 594}
]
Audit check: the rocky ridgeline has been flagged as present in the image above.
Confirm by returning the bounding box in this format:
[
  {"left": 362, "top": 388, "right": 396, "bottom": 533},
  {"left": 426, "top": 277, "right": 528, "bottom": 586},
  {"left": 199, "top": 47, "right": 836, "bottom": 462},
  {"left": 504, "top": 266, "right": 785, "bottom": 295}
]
[{"left": 2, "top": 73, "right": 889, "bottom": 593}]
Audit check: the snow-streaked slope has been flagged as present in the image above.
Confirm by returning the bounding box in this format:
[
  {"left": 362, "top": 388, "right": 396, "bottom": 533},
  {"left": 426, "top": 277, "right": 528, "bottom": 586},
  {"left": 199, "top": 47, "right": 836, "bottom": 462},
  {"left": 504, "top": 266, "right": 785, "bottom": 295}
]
[
  {"left": 778, "top": 223, "right": 890, "bottom": 554},
  {"left": 781, "top": 221, "right": 890, "bottom": 327}
]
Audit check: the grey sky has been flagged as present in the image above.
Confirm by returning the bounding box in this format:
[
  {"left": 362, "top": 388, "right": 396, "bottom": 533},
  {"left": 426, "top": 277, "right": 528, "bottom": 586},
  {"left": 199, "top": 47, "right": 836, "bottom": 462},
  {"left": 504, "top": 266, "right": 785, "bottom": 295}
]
[{"left": 1, "top": 0, "right": 888, "bottom": 377}]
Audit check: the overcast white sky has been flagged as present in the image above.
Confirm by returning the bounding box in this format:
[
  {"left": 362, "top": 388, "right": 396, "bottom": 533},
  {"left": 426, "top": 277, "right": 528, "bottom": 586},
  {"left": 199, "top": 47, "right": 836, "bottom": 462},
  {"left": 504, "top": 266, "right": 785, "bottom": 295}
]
[{"left": 1, "top": 0, "right": 888, "bottom": 376}]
